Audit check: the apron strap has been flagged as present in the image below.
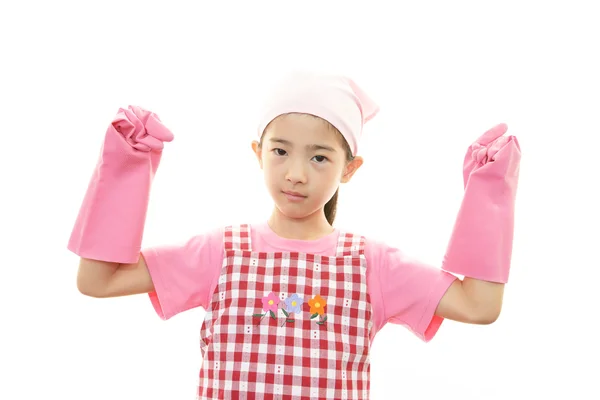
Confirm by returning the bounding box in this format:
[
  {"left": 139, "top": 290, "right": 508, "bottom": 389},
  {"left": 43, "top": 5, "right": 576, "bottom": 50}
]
[
  {"left": 223, "top": 224, "right": 252, "bottom": 252},
  {"left": 335, "top": 231, "right": 366, "bottom": 257}
]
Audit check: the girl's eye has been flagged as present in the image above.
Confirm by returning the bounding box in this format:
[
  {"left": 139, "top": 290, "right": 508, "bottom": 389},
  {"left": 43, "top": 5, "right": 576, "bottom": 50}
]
[
  {"left": 313, "top": 155, "right": 328, "bottom": 163},
  {"left": 273, "top": 148, "right": 287, "bottom": 156}
]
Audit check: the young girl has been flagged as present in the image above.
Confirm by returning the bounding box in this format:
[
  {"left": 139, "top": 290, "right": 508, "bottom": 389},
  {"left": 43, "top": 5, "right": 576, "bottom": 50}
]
[{"left": 69, "top": 71, "right": 521, "bottom": 399}]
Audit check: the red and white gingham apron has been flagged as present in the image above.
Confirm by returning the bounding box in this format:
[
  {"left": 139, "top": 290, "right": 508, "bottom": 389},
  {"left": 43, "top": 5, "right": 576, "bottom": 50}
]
[{"left": 197, "top": 224, "right": 373, "bottom": 399}]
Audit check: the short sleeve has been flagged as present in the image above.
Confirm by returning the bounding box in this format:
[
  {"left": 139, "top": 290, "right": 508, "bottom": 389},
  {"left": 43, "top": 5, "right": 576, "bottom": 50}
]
[
  {"left": 140, "top": 227, "right": 224, "bottom": 320},
  {"left": 366, "top": 239, "right": 458, "bottom": 342}
]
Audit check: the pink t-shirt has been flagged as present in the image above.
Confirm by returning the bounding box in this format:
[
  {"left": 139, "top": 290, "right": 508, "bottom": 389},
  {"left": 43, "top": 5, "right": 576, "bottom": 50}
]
[{"left": 141, "top": 221, "right": 457, "bottom": 342}]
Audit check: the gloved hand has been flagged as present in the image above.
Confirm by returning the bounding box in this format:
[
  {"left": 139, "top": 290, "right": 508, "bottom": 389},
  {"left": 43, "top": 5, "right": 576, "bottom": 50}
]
[
  {"left": 442, "top": 123, "right": 521, "bottom": 283},
  {"left": 68, "top": 105, "right": 174, "bottom": 264}
]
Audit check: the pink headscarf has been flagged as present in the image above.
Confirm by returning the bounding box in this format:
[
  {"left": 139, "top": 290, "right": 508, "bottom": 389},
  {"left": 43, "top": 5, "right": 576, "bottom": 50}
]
[{"left": 256, "top": 71, "right": 380, "bottom": 156}]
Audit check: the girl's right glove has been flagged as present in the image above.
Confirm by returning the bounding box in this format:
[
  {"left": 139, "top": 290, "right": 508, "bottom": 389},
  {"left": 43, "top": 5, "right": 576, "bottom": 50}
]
[{"left": 68, "top": 105, "right": 174, "bottom": 264}]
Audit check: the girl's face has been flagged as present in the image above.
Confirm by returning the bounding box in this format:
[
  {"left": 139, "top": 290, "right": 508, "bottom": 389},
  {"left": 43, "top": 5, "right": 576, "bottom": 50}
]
[{"left": 252, "top": 113, "right": 363, "bottom": 223}]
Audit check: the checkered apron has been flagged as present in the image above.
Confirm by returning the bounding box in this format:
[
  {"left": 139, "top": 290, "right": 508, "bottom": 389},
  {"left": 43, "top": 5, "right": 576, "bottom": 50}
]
[{"left": 197, "top": 224, "right": 373, "bottom": 399}]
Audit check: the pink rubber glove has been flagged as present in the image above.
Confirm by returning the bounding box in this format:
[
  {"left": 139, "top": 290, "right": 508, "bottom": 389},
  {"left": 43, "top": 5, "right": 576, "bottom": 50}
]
[
  {"left": 67, "top": 106, "right": 174, "bottom": 264},
  {"left": 441, "top": 123, "right": 521, "bottom": 283}
]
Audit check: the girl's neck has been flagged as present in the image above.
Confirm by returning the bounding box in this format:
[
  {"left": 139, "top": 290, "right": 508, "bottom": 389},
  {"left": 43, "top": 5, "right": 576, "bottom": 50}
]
[{"left": 268, "top": 208, "right": 334, "bottom": 241}]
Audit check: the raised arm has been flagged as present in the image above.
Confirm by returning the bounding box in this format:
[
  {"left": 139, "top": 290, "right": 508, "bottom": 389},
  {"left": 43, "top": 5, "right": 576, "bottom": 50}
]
[
  {"left": 67, "top": 106, "right": 174, "bottom": 297},
  {"left": 435, "top": 124, "right": 521, "bottom": 325}
]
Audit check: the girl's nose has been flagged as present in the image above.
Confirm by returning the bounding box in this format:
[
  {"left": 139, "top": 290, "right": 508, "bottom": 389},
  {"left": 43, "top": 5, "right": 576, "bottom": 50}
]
[{"left": 285, "top": 160, "right": 307, "bottom": 184}]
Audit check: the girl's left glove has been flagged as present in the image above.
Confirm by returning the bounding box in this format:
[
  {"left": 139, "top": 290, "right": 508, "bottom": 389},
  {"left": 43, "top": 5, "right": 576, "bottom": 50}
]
[{"left": 442, "top": 123, "right": 521, "bottom": 283}]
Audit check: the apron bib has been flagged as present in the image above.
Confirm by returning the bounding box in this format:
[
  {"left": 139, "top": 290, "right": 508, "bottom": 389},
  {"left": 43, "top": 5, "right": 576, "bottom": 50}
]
[{"left": 197, "top": 224, "right": 373, "bottom": 399}]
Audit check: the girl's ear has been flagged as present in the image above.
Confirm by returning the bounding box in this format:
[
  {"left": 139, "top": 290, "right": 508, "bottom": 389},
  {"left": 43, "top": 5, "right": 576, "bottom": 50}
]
[
  {"left": 341, "top": 156, "right": 364, "bottom": 183},
  {"left": 251, "top": 140, "right": 263, "bottom": 169}
]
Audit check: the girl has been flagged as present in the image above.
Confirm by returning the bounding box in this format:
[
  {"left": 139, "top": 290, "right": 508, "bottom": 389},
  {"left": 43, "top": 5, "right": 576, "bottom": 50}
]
[{"left": 69, "top": 71, "right": 521, "bottom": 399}]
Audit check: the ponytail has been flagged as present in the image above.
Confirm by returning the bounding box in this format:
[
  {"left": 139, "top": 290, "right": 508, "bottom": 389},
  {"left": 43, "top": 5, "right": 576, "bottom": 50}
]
[{"left": 324, "top": 188, "right": 339, "bottom": 225}]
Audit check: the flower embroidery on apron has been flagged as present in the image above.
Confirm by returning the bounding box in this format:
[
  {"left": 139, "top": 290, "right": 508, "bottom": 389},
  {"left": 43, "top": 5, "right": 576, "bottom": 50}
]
[
  {"left": 197, "top": 224, "right": 373, "bottom": 399},
  {"left": 253, "top": 292, "right": 327, "bottom": 327}
]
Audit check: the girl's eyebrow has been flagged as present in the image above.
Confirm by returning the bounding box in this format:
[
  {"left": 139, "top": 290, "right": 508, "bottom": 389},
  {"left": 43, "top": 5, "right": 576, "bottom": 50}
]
[{"left": 269, "top": 137, "right": 336, "bottom": 152}]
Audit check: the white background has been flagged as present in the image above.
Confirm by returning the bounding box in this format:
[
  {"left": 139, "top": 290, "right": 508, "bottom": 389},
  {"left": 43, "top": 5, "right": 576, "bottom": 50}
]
[{"left": 1, "top": 1, "right": 599, "bottom": 399}]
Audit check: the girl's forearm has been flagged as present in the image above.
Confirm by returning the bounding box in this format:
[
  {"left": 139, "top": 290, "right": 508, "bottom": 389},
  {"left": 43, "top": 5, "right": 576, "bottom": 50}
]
[{"left": 461, "top": 277, "right": 505, "bottom": 324}]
